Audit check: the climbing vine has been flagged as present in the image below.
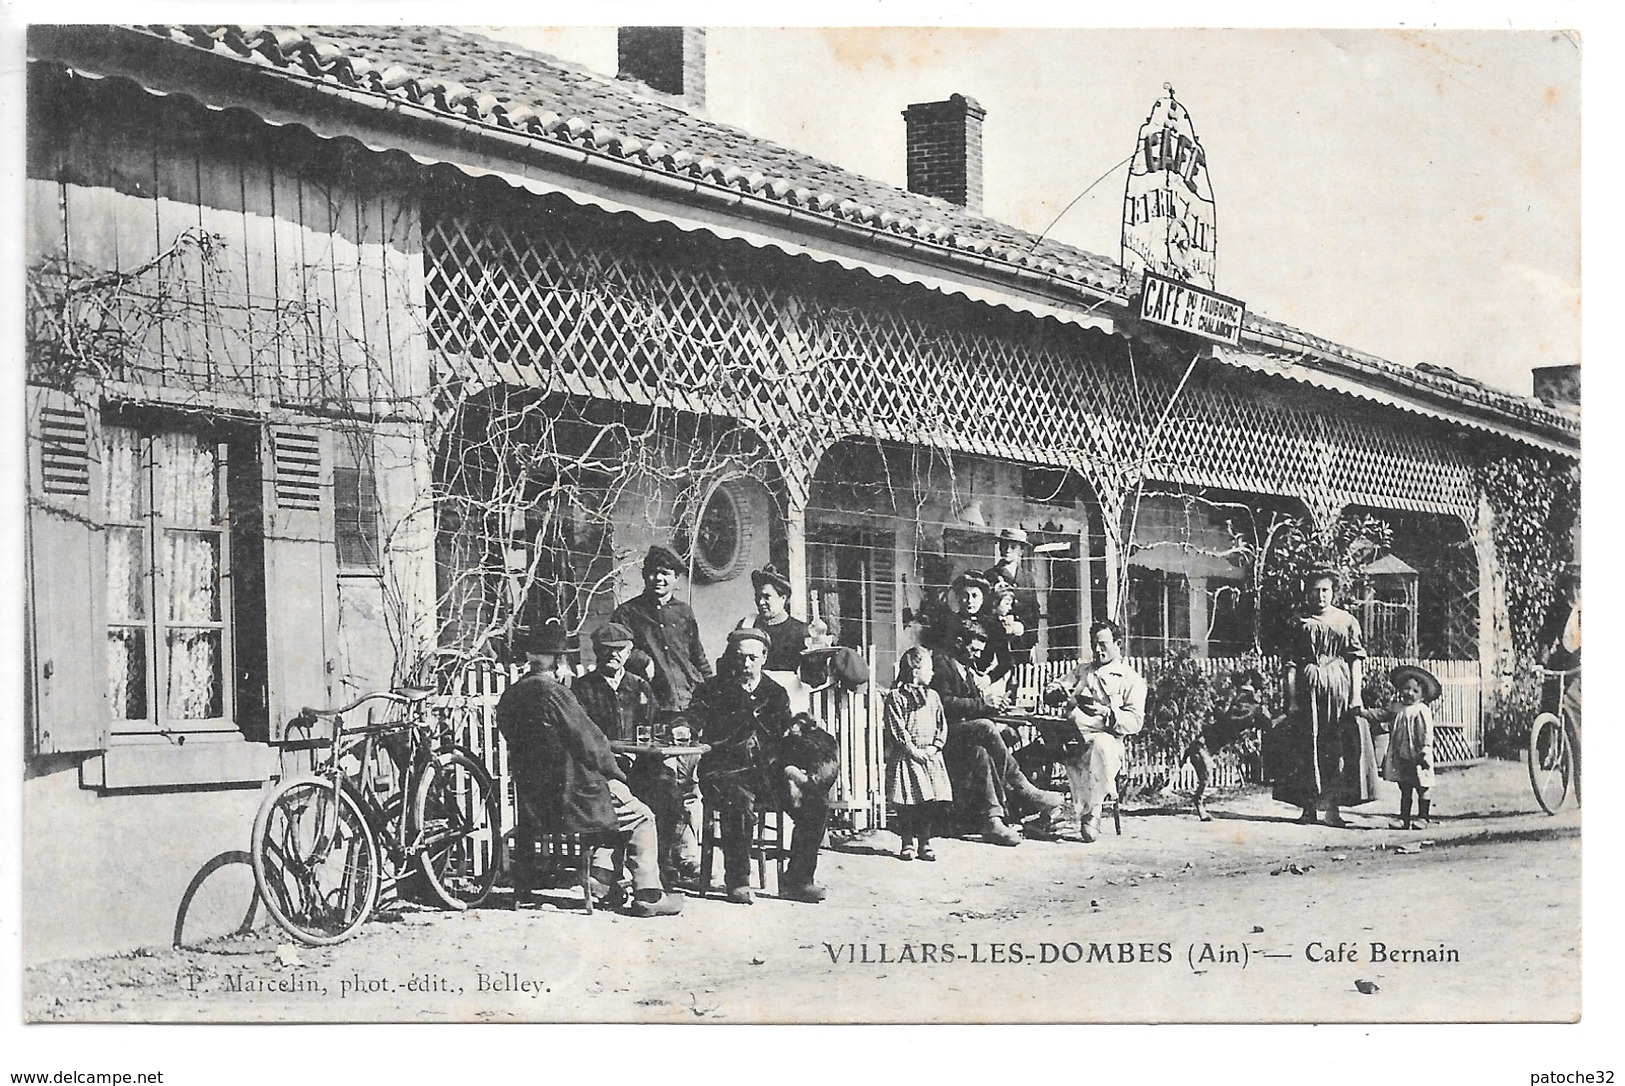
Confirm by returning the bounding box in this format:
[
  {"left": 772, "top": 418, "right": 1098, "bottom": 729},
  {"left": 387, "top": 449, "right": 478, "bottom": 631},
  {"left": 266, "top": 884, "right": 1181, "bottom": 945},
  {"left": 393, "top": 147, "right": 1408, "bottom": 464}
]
[{"left": 1477, "top": 454, "right": 1580, "bottom": 754}]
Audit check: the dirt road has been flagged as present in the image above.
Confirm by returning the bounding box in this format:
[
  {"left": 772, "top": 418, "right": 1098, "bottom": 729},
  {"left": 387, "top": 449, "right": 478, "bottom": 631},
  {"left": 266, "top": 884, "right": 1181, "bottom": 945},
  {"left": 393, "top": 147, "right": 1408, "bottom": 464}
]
[{"left": 25, "top": 758, "right": 1580, "bottom": 1023}]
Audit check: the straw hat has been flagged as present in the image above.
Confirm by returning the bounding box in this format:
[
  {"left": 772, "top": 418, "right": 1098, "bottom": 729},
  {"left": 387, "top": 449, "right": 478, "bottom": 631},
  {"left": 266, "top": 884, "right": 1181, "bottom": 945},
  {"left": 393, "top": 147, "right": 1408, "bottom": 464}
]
[{"left": 1388, "top": 664, "right": 1442, "bottom": 704}]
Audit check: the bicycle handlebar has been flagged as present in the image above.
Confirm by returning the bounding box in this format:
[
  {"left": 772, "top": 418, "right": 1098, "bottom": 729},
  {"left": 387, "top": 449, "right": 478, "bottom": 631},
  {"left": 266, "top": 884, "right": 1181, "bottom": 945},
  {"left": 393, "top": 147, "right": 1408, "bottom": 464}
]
[
  {"left": 1533, "top": 664, "right": 1581, "bottom": 679},
  {"left": 297, "top": 689, "right": 418, "bottom": 720}
]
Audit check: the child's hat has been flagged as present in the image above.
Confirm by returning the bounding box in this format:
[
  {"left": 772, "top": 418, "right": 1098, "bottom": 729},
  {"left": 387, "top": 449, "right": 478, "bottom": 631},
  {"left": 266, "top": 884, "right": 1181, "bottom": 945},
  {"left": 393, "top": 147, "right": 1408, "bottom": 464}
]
[{"left": 1388, "top": 664, "right": 1442, "bottom": 704}]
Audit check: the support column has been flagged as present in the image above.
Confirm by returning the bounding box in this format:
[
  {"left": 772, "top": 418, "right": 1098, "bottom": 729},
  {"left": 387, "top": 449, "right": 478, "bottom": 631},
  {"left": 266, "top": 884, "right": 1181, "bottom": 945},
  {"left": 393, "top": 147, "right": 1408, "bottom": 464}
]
[
  {"left": 1474, "top": 494, "right": 1503, "bottom": 756},
  {"left": 785, "top": 496, "right": 809, "bottom": 621},
  {"left": 1188, "top": 576, "right": 1211, "bottom": 656}
]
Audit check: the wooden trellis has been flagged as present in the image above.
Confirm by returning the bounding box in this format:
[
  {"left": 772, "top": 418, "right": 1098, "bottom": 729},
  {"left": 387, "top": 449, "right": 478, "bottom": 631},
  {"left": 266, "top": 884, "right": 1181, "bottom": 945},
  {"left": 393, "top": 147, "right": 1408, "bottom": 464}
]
[{"left": 423, "top": 194, "right": 1480, "bottom": 523}]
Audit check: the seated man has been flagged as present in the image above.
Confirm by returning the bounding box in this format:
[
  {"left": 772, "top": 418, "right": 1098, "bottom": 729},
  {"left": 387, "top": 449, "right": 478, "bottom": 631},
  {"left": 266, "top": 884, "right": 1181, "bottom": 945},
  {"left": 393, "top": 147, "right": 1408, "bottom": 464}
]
[
  {"left": 687, "top": 628, "right": 832, "bottom": 905},
  {"left": 571, "top": 622, "right": 697, "bottom": 886},
  {"left": 494, "top": 618, "right": 683, "bottom": 917},
  {"left": 931, "top": 621, "right": 1063, "bottom": 846},
  {"left": 1042, "top": 620, "right": 1146, "bottom": 843}
]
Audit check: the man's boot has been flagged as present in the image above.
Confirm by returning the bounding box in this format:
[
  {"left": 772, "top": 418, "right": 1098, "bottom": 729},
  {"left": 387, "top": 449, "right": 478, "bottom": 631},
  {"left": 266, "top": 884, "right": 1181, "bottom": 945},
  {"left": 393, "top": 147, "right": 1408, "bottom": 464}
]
[
  {"left": 781, "top": 880, "right": 827, "bottom": 903},
  {"left": 629, "top": 889, "right": 684, "bottom": 917},
  {"left": 1079, "top": 810, "right": 1103, "bottom": 843},
  {"left": 982, "top": 816, "right": 1021, "bottom": 846}
]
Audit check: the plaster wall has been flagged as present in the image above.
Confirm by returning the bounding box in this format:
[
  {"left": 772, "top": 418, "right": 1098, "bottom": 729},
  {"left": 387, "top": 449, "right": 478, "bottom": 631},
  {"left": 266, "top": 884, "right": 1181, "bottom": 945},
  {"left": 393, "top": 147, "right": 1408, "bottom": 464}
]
[{"left": 23, "top": 758, "right": 269, "bottom": 965}]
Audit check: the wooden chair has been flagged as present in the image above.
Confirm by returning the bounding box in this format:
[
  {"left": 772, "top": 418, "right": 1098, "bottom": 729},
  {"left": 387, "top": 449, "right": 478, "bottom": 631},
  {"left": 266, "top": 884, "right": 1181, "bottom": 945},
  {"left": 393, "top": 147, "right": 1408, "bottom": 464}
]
[
  {"left": 697, "top": 804, "right": 787, "bottom": 897},
  {"left": 507, "top": 792, "right": 624, "bottom": 914}
]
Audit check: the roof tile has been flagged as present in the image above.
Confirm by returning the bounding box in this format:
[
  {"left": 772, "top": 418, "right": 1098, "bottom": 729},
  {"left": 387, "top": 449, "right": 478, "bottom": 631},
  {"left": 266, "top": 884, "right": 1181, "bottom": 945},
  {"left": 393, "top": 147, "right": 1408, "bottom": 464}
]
[{"left": 104, "top": 23, "right": 1572, "bottom": 434}]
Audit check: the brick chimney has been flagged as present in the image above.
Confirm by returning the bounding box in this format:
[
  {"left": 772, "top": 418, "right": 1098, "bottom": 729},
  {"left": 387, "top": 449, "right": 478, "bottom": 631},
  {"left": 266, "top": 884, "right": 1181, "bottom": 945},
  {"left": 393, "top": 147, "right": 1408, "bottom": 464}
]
[
  {"left": 1532, "top": 364, "right": 1580, "bottom": 408},
  {"left": 902, "top": 94, "right": 986, "bottom": 213},
  {"left": 617, "top": 27, "right": 706, "bottom": 110}
]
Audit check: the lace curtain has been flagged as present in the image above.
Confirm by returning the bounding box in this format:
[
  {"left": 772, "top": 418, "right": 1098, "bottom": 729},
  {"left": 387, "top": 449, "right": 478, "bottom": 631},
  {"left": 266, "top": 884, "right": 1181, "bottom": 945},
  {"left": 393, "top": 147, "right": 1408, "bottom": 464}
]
[{"left": 103, "top": 425, "right": 225, "bottom": 724}]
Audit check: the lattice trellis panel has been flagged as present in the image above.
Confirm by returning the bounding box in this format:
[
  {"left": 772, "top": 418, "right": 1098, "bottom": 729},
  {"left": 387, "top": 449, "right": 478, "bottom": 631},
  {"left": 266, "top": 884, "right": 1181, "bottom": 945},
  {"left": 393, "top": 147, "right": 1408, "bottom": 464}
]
[{"left": 424, "top": 199, "right": 1478, "bottom": 520}]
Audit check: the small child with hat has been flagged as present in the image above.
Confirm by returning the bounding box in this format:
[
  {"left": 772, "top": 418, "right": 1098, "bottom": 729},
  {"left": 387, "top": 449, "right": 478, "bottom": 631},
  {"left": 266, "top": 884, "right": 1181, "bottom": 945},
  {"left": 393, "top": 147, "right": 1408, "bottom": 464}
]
[{"left": 1360, "top": 664, "right": 1442, "bottom": 830}]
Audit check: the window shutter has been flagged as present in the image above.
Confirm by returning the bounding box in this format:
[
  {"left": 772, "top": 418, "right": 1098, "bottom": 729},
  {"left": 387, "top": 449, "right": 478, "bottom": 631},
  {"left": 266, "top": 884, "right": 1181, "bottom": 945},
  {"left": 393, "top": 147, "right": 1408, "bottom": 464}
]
[
  {"left": 870, "top": 532, "right": 897, "bottom": 670},
  {"left": 262, "top": 424, "right": 337, "bottom": 741},
  {"left": 26, "top": 386, "right": 108, "bottom": 753}
]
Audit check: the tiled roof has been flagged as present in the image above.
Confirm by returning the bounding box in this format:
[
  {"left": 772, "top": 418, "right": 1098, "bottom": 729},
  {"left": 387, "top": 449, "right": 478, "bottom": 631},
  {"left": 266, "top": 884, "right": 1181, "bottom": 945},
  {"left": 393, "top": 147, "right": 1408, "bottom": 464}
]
[{"left": 85, "top": 25, "right": 1578, "bottom": 441}]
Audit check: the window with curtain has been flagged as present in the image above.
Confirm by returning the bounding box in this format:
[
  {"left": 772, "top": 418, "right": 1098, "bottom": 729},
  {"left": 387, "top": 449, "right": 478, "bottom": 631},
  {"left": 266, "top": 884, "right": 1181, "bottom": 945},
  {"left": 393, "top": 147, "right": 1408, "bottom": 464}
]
[
  {"left": 334, "top": 434, "right": 381, "bottom": 571},
  {"left": 103, "top": 422, "right": 233, "bottom": 736}
]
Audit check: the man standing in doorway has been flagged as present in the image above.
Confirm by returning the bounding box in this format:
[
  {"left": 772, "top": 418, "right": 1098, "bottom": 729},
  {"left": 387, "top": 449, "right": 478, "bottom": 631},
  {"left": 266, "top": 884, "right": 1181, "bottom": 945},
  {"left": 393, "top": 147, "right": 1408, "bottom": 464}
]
[
  {"left": 1043, "top": 619, "right": 1146, "bottom": 842},
  {"left": 612, "top": 544, "right": 713, "bottom": 714}
]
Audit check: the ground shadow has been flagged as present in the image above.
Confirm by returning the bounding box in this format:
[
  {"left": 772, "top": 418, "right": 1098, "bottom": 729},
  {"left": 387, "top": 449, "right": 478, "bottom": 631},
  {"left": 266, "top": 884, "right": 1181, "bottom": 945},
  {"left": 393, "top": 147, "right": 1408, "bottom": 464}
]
[{"left": 173, "top": 850, "right": 261, "bottom": 949}]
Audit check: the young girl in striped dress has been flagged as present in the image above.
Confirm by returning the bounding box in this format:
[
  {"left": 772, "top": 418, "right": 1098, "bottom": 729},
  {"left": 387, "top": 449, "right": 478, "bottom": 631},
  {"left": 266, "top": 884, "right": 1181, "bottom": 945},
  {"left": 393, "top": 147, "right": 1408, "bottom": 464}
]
[{"left": 886, "top": 647, "right": 954, "bottom": 861}]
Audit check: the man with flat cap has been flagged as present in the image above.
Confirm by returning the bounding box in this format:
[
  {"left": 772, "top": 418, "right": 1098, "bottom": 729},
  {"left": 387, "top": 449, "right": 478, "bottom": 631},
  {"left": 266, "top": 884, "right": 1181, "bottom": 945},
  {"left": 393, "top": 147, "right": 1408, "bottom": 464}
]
[
  {"left": 573, "top": 621, "right": 694, "bottom": 883},
  {"left": 686, "top": 627, "right": 832, "bottom": 904},
  {"left": 611, "top": 544, "right": 713, "bottom": 714},
  {"left": 495, "top": 618, "right": 683, "bottom": 917}
]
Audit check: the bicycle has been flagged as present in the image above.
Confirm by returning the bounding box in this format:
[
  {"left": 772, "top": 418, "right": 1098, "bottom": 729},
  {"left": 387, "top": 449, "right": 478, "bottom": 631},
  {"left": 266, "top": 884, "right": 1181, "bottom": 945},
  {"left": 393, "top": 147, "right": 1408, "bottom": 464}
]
[
  {"left": 251, "top": 688, "right": 501, "bottom": 945},
  {"left": 1528, "top": 665, "right": 1581, "bottom": 815}
]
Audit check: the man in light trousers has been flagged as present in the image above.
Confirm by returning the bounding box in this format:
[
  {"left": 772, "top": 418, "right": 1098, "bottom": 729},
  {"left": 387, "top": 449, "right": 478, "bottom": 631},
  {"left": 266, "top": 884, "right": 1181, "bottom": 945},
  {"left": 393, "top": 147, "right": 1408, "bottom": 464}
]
[{"left": 1043, "top": 619, "right": 1146, "bottom": 842}]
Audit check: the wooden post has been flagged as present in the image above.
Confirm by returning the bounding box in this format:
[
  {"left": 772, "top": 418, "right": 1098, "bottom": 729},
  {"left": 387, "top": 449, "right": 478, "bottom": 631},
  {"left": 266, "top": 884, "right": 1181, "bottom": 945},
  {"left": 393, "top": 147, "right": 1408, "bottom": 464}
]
[{"left": 785, "top": 486, "right": 809, "bottom": 621}]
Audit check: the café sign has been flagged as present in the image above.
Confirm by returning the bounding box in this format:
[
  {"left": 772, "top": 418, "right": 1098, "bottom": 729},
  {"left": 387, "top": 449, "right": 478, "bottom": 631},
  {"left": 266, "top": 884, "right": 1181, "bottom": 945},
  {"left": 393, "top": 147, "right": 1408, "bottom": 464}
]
[
  {"left": 1138, "top": 270, "right": 1245, "bottom": 345},
  {"left": 1121, "top": 85, "right": 1218, "bottom": 291}
]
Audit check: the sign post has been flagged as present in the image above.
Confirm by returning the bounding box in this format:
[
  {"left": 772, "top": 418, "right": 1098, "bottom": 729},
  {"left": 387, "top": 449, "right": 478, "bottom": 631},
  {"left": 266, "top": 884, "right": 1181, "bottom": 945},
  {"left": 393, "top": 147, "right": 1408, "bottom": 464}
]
[{"left": 1121, "top": 85, "right": 1219, "bottom": 291}]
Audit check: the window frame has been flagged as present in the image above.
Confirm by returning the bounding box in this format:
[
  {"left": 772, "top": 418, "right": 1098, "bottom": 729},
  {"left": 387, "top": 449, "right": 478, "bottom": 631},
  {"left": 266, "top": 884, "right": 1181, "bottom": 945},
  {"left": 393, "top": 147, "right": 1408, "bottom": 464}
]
[
  {"left": 101, "top": 416, "right": 237, "bottom": 740},
  {"left": 333, "top": 432, "right": 382, "bottom": 574}
]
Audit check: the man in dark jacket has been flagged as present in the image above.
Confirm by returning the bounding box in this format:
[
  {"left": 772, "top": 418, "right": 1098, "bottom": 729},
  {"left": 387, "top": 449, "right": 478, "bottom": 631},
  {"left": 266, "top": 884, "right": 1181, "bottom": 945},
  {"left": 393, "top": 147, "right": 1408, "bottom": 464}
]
[
  {"left": 495, "top": 619, "right": 682, "bottom": 917},
  {"left": 931, "top": 621, "right": 1062, "bottom": 846},
  {"left": 688, "top": 628, "right": 832, "bottom": 904},
  {"left": 573, "top": 621, "right": 694, "bottom": 885},
  {"left": 611, "top": 544, "right": 713, "bottom": 713}
]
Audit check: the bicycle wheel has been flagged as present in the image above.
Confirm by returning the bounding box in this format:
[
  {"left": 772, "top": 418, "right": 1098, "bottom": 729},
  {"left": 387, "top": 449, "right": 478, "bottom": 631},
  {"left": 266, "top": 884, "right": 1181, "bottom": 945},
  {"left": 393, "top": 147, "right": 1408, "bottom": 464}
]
[
  {"left": 1527, "top": 712, "right": 1571, "bottom": 815},
  {"left": 412, "top": 750, "right": 501, "bottom": 909},
  {"left": 252, "top": 775, "right": 381, "bottom": 945}
]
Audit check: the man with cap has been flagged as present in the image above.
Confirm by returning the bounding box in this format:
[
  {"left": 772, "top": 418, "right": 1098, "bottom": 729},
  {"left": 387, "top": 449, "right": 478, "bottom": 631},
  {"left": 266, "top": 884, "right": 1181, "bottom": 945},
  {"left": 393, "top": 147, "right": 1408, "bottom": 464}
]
[
  {"left": 572, "top": 622, "right": 696, "bottom": 884},
  {"left": 572, "top": 622, "right": 657, "bottom": 744},
  {"left": 494, "top": 618, "right": 683, "bottom": 917},
  {"left": 686, "top": 627, "right": 832, "bottom": 904},
  {"left": 931, "top": 620, "right": 1065, "bottom": 846},
  {"left": 746, "top": 564, "right": 809, "bottom": 673},
  {"left": 982, "top": 527, "right": 1038, "bottom": 675},
  {"left": 611, "top": 544, "right": 714, "bottom": 714}
]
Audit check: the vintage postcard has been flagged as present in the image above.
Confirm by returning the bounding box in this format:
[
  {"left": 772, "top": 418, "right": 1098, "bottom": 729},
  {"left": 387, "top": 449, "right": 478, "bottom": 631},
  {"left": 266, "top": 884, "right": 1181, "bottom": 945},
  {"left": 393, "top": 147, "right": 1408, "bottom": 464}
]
[{"left": 6, "top": 9, "right": 1610, "bottom": 1081}]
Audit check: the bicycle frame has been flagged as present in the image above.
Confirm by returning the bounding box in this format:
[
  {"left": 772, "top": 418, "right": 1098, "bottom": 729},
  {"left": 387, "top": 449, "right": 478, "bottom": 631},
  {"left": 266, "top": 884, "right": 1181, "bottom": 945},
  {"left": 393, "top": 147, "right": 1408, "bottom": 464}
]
[{"left": 312, "top": 697, "right": 444, "bottom": 890}]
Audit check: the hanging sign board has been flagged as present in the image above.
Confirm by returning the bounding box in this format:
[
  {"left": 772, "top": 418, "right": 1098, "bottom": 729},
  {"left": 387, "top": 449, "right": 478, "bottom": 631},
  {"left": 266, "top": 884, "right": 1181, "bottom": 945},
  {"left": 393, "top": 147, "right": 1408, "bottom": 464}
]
[
  {"left": 1138, "top": 270, "right": 1246, "bottom": 345},
  {"left": 1121, "top": 85, "right": 1218, "bottom": 291}
]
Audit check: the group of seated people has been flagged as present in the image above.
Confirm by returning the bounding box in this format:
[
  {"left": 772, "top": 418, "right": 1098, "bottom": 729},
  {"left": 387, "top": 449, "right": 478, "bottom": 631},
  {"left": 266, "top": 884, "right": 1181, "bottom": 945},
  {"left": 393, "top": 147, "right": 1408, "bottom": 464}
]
[
  {"left": 495, "top": 546, "right": 841, "bottom": 917},
  {"left": 494, "top": 533, "right": 1148, "bottom": 917}
]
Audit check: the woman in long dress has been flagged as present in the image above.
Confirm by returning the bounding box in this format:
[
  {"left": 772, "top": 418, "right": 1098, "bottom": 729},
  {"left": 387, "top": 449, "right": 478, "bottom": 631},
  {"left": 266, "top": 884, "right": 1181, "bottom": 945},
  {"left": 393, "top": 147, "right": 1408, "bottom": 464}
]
[{"left": 1274, "top": 570, "right": 1374, "bottom": 826}]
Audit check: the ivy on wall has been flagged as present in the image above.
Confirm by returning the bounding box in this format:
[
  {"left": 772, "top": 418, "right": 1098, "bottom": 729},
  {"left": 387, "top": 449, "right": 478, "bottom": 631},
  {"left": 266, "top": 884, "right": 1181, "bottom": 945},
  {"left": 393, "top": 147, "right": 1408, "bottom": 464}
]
[{"left": 1478, "top": 454, "right": 1580, "bottom": 753}]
